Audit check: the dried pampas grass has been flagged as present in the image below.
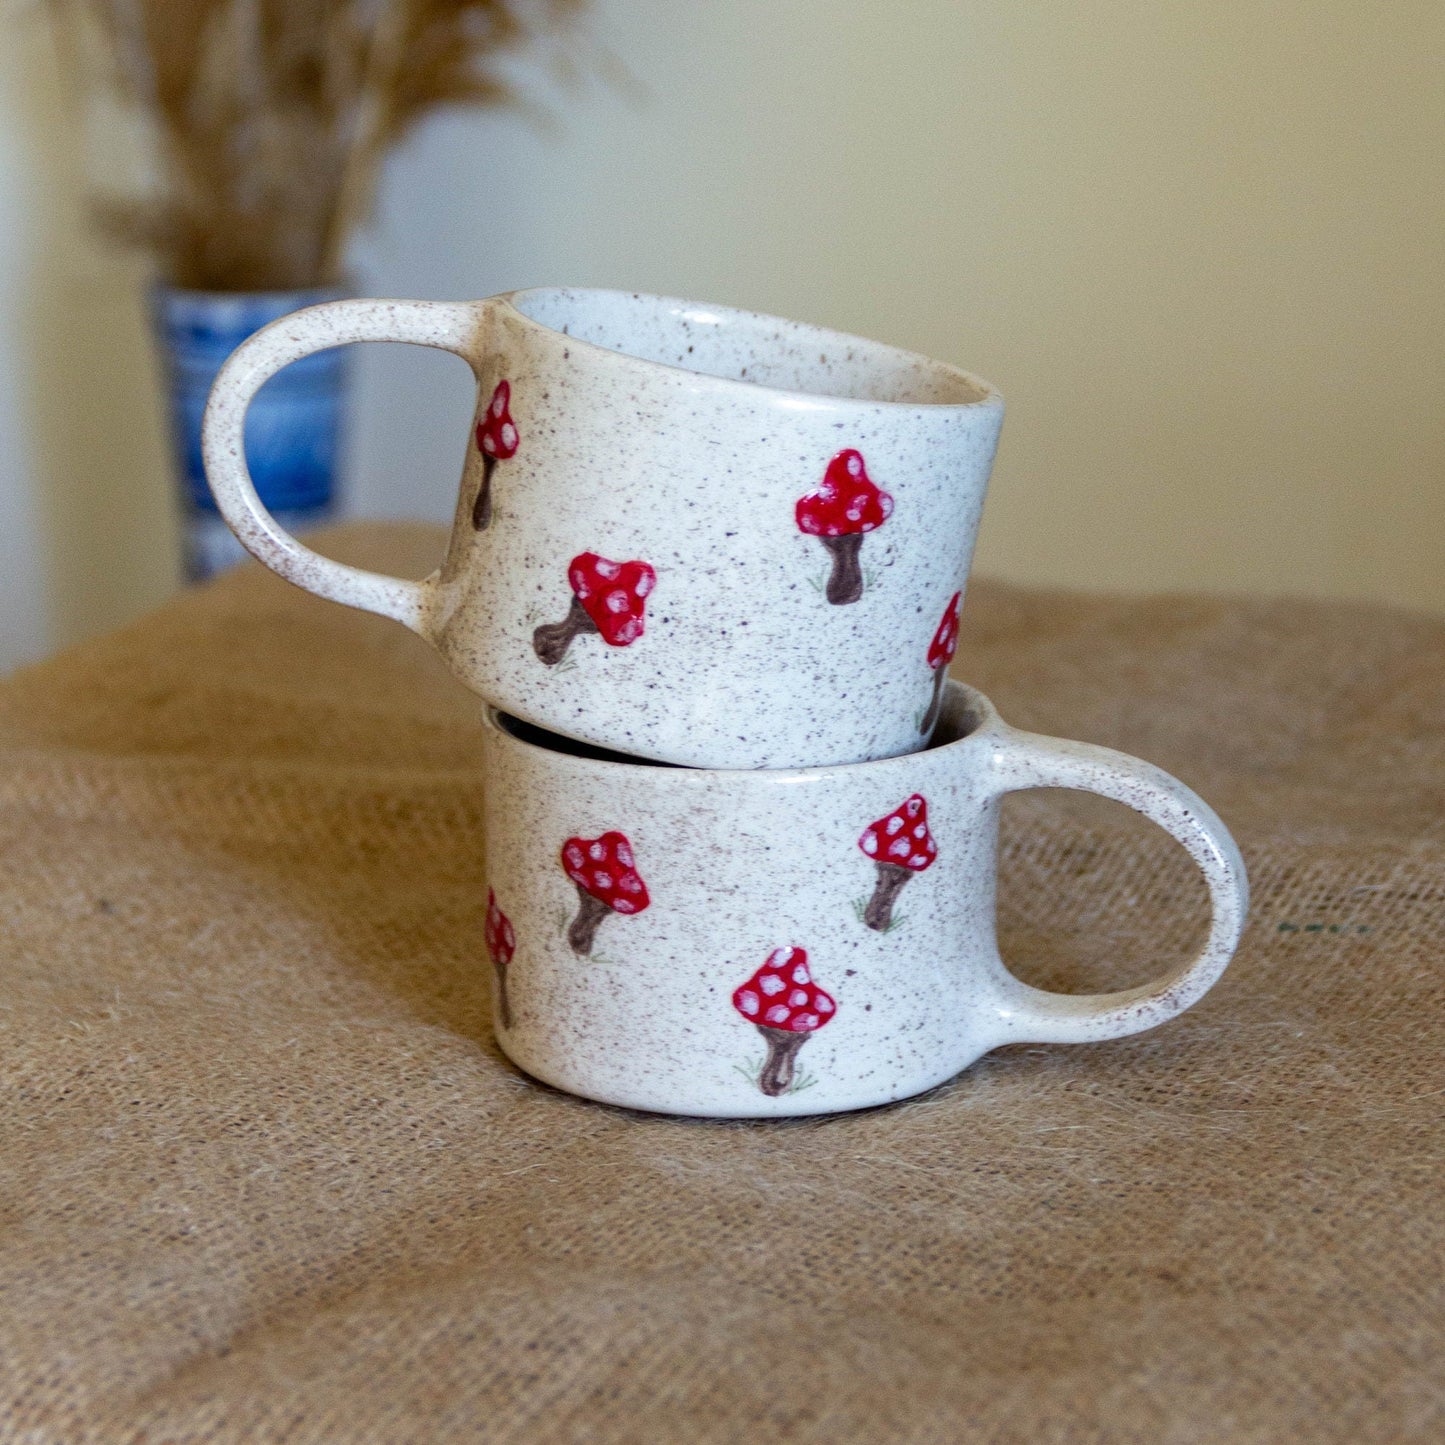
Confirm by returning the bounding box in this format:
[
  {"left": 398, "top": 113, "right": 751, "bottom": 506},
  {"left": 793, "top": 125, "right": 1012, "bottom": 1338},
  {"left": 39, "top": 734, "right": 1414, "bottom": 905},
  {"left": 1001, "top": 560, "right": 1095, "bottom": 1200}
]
[{"left": 46, "top": 0, "right": 587, "bottom": 290}]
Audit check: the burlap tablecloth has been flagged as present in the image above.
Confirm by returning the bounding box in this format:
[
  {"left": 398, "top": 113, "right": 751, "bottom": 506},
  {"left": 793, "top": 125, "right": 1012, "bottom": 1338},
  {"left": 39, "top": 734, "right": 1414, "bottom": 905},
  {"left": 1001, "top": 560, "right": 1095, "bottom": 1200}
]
[{"left": 1, "top": 523, "right": 1440, "bottom": 1443}]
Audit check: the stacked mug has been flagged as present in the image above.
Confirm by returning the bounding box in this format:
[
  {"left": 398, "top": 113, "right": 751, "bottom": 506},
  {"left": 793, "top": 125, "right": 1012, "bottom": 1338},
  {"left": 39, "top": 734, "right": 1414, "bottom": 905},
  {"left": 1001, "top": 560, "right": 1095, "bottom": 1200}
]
[{"left": 203, "top": 288, "right": 1248, "bottom": 1118}]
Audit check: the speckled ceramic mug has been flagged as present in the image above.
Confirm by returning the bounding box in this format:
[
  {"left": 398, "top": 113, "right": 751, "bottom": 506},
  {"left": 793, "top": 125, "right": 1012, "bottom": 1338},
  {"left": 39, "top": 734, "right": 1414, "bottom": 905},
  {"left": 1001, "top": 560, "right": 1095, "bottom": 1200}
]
[
  {"left": 479, "top": 680, "right": 1248, "bottom": 1118},
  {"left": 202, "top": 288, "right": 1004, "bottom": 768}
]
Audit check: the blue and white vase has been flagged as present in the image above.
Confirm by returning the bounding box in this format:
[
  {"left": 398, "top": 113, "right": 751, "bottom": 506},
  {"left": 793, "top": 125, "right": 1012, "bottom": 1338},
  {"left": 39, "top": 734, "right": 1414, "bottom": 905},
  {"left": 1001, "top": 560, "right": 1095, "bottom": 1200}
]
[{"left": 151, "top": 285, "right": 350, "bottom": 581}]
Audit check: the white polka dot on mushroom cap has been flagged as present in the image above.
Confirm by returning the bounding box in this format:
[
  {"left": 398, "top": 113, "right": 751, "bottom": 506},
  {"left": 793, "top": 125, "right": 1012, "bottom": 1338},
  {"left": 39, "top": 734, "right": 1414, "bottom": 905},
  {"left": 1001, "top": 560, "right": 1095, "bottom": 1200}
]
[
  {"left": 500, "top": 423, "right": 517, "bottom": 449},
  {"left": 816, "top": 995, "right": 833, "bottom": 1013},
  {"left": 791, "top": 964, "right": 810, "bottom": 984},
  {"left": 589, "top": 843, "right": 605, "bottom": 861},
  {"left": 759, "top": 974, "right": 785, "bottom": 996},
  {"left": 612, "top": 899, "right": 637, "bottom": 914},
  {"left": 767, "top": 947, "right": 793, "bottom": 968},
  {"left": 789, "top": 989, "right": 809, "bottom": 1007},
  {"left": 738, "top": 991, "right": 759, "bottom": 1015},
  {"left": 860, "top": 831, "right": 878, "bottom": 855},
  {"left": 765, "top": 1004, "right": 791, "bottom": 1025},
  {"left": 792, "top": 1014, "right": 819, "bottom": 1031}
]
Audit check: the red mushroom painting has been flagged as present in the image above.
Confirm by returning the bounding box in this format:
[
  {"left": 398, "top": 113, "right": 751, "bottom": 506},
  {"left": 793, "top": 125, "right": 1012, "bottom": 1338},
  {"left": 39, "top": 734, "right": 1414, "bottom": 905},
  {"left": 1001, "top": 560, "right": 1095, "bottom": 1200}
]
[
  {"left": 485, "top": 889, "right": 517, "bottom": 1029},
  {"left": 795, "top": 448, "right": 894, "bottom": 604},
  {"left": 732, "top": 946, "right": 837, "bottom": 1097},
  {"left": 560, "top": 830, "right": 650, "bottom": 955},
  {"left": 857, "top": 794, "right": 937, "bottom": 931},
  {"left": 533, "top": 553, "right": 657, "bottom": 666},
  {"left": 921, "top": 591, "right": 962, "bottom": 734},
  {"left": 472, "top": 380, "right": 519, "bottom": 530}
]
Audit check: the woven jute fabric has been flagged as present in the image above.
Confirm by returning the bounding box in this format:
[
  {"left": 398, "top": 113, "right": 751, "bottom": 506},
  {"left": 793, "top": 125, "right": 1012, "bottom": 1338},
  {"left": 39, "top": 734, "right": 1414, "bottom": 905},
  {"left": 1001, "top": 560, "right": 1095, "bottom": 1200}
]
[{"left": 1, "top": 523, "right": 1440, "bottom": 1443}]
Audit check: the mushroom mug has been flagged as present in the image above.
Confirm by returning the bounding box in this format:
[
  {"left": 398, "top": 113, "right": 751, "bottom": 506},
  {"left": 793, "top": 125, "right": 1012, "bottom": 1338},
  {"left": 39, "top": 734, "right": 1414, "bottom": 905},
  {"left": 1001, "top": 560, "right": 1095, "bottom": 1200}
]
[
  {"left": 202, "top": 287, "right": 1004, "bottom": 768},
  {"left": 479, "top": 680, "right": 1249, "bottom": 1118}
]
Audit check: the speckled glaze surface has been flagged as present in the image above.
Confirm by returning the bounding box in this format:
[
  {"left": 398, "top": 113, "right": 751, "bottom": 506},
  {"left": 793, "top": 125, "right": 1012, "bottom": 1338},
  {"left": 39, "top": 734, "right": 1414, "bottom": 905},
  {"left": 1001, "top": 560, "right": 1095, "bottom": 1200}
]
[
  {"left": 202, "top": 289, "right": 1004, "bottom": 768},
  {"left": 479, "top": 682, "right": 1249, "bottom": 1118}
]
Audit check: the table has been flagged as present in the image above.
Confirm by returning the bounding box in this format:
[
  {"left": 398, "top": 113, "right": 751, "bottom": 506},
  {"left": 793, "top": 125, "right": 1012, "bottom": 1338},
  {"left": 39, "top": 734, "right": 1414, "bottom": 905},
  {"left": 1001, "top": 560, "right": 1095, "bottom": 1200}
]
[{"left": 1, "top": 524, "right": 1439, "bottom": 1441}]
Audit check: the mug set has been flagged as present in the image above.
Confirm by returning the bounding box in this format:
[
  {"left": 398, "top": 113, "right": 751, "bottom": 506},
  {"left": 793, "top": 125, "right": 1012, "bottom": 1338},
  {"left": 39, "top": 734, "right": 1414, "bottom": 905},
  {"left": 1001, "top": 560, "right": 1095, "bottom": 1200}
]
[{"left": 204, "top": 287, "right": 1248, "bottom": 1118}]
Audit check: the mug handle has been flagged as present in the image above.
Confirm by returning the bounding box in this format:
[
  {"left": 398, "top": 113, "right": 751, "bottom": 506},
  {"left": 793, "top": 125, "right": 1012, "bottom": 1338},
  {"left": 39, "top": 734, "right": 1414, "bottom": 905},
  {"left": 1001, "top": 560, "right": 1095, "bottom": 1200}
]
[
  {"left": 201, "top": 297, "right": 489, "bottom": 637},
  {"left": 981, "top": 726, "right": 1249, "bottom": 1045}
]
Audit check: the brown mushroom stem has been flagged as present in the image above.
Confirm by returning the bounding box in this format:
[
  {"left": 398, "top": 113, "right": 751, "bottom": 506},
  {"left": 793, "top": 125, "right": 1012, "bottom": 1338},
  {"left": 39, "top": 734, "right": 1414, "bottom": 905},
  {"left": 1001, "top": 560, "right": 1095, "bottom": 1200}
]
[
  {"left": 534, "top": 596, "right": 599, "bottom": 665},
  {"left": 471, "top": 454, "right": 498, "bottom": 530},
  {"left": 492, "top": 959, "right": 513, "bottom": 1030},
  {"left": 567, "top": 885, "right": 612, "bottom": 955},
  {"left": 920, "top": 662, "right": 948, "bottom": 734},
  {"left": 757, "top": 1025, "right": 808, "bottom": 1096},
  {"left": 819, "top": 533, "right": 865, "bottom": 605},
  {"left": 864, "top": 861, "right": 913, "bottom": 931}
]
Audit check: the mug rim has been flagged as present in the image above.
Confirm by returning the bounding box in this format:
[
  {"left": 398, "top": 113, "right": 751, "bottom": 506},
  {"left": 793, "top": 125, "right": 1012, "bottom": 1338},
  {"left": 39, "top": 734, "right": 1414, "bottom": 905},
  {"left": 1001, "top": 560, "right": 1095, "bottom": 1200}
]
[
  {"left": 480, "top": 679, "right": 999, "bottom": 782},
  {"left": 500, "top": 286, "right": 1004, "bottom": 414}
]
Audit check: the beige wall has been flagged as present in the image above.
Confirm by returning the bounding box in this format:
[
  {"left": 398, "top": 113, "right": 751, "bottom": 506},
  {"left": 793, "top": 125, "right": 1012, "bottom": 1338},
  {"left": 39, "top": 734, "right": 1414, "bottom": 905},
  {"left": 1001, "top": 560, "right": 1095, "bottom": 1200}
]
[
  {"left": 0, "top": 18, "right": 178, "bottom": 670},
  {"left": 1, "top": 0, "right": 1441, "bottom": 668}
]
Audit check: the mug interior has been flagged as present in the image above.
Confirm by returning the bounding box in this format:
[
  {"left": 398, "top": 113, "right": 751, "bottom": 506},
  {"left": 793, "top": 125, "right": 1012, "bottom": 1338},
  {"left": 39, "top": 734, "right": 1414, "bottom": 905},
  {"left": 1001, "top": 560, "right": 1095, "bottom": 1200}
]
[
  {"left": 494, "top": 713, "right": 684, "bottom": 768},
  {"left": 493, "top": 685, "right": 986, "bottom": 772},
  {"left": 508, "top": 287, "right": 996, "bottom": 408}
]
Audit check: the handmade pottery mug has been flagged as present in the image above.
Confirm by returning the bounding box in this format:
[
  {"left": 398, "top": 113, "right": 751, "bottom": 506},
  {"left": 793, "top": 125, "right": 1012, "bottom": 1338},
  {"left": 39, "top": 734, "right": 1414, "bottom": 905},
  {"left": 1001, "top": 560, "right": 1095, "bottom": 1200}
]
[
  {"left": 202, "top": 288, "right": 1004, "bottom": 768},
  {"left": 478, "top": 680, "right": 1249, "bottom": 1118}
]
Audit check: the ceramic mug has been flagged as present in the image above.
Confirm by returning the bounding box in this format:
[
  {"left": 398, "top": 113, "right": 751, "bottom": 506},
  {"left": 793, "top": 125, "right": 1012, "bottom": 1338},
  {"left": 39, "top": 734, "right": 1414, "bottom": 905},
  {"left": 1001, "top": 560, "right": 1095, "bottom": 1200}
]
[
  {"left": 478, "top": 680, "right": 1249, "bottom": 1118},
  {"left": 202, "top": 288, "right": 1004, "bottom": 768}
]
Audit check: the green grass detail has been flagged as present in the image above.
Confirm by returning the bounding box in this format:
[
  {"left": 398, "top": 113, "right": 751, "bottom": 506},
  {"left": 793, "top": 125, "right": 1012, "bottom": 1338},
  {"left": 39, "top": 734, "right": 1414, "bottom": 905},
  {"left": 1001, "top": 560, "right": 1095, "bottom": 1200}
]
[
  {"left": 852, "top": 895, "right": 905, "bottom": 933},
  {"left": 733, "top": 1055, "right": 819, "bottom": 1095}
]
